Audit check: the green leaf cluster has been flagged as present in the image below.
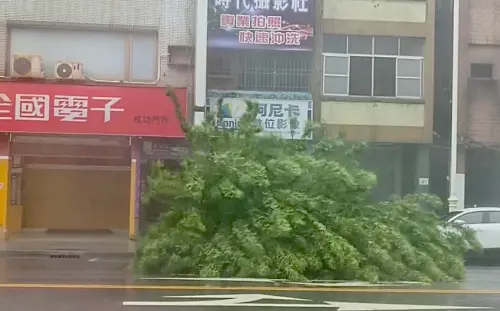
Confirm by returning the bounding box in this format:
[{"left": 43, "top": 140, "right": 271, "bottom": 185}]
[{"left": 136, "top": 89, "right": 478, "bottom": 283}]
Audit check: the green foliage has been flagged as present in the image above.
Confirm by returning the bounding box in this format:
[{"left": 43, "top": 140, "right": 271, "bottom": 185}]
[{"left": 136, "top": 88, "right": 478, "bottom": 283}]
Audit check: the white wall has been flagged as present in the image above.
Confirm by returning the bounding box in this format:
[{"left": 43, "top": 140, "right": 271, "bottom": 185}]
[
  {"left": 324, "top": 0, "right": 427, "bottom": 23},
  {"left": 0, "top": 0, "right": 194, "bottom": 86}
]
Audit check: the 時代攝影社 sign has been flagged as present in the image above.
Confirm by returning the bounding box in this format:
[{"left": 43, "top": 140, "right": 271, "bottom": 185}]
[{"left": 207, "top": 0, "right": 315, "bottom": 51}]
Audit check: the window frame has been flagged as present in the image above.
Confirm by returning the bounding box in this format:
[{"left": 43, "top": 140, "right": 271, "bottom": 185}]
[
  {"left": 322, "top": 54, "right": 350, "bottom": 96},
  {"left": 129, "top": 32, "right": 159, "bottom": 83},
  {"left": 322, "top": 36, "right": 424, "bottom": 99}
]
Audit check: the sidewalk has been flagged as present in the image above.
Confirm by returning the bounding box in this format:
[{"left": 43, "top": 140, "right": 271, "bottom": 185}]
[{"left": 0, "top": 230, "right": 135, "bottom": 258}]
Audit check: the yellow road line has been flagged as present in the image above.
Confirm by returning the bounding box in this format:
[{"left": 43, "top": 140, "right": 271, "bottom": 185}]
[{"left": 0, "top": 283, "right": 499, "bottom": 294}]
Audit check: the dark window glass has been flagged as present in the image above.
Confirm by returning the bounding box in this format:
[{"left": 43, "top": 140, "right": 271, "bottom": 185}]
[
  {"left": 400, "top": 37, "right": 424, "bottom": 56},
  {"left": 373, "top": 57, "right": 396, "bottom": 96},
  {"left": 470, "top": 63, "right": 493, "bottom": 79},
  {"left": 487, "top": 211, "right": 500, "bottom": 223},
  {"left": 324, "top": 34, "right": 347, "bottom": 53},
  {"left": 455, "top": 212, "right": 483, "bottom": 224},
  {"left": 442, "top": 211, "right": 462, "bottom": 222},
  {"left": 374, "top": 36, "right": 398, "bottom": 55},
  {"left": 348, "top": 36, "right": 373, "bottom": 54},
  {"left": 349, "top": 56, "right": 372, "bottom": 96}
]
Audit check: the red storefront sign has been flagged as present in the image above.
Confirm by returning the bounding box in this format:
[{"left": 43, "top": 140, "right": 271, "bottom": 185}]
[{"left": 0, "top": 82, "right": 187, "bottom": 137}]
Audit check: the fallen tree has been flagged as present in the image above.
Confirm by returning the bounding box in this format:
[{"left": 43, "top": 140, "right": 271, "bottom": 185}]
[{"left": 135, "top": 86, "right": 478, "bottom": 283}]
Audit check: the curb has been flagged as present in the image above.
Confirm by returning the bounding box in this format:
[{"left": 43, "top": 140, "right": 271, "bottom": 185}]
[{"left": 136, "top": 277, "right": 427, "bottom": 288}]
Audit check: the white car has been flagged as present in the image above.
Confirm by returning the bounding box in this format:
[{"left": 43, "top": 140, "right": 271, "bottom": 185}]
[{"left": 444, "top": 207, "right": 500, "bottom": 251}]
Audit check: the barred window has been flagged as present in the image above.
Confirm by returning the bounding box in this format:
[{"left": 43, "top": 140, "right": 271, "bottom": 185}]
[
  {"left": 207, "top": 55, "right": 231, "bottom": 76},
  {"left": 238, "top": 51, "right": 312, "bottom": 92}
]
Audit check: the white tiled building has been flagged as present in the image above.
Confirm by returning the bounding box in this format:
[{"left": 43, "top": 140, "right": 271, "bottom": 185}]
[{"left": 0, "top": 0, "right": 194, "bottom": 87}]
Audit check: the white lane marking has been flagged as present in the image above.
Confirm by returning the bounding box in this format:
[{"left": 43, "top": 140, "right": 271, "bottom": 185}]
[
  {"left": 123, "top": 294, "right": 329, "bottom": 307},
  {"left": 163, "top": 294, "right": 308, "bottom": 300},
  {"left": 88, "top": 258, "right": 99, "bottom": 262},
  {"left": 326, "top": 301, "right": 490, "bottom": 310},
  {"left": 163, "top": 294, "right": 308, "bottom": 304},
  {"left": 123, "top": 301, "right": 336, "bottom": 307},
  {"left": 123, "top": 294, "right": 491, "bottom": 309}
]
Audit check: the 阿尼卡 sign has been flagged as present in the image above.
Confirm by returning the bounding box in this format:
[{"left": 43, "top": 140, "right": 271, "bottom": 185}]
[{"left": 206, "top": 90, "right": 312, "bottom": 140}]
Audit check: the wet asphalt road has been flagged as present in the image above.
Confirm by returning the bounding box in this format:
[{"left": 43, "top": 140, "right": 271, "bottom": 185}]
[{"left": 1, "top": 256, "right": 500, "bottom": 310}]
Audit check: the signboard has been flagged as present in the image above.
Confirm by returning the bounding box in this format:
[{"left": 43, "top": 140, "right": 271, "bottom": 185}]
[
  {"left": 142, "top": 138, "right": 190, "bottom": 160},
  {"left": 208, "top": 0, "right": 315, "bottom": 51},
  {"left": 207, "top": 90, "right": 312, "bottom": 140},
  {"left": 0, "top": 82, "right": 187, "bottom": 137},
  {"left": 418, "top": 177, "right": 429, "bottom": 186}
]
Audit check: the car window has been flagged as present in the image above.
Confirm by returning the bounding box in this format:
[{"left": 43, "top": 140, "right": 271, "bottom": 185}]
[
  {"left": 442, "top": 211, "right": 462, "bottom": 222},
  {"left": 454, "top": 211, "right": 483, "bottom": 224},
  {"left": 487, "top": 211, "right": 500, "bottom": 223}
]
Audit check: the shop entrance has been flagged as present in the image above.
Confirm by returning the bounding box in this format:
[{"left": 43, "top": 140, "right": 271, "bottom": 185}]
[
  {"left": 9, "top": 134, "right": 131, "bottom": 234},
  {"left": 23, "top": 167, "right": 129, "bottom": 231}
]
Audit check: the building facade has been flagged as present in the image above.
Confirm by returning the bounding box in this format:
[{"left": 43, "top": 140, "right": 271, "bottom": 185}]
[
  {"left": 456, "top": 0, "right": 500, "bottom": 207},
  {"left": 317, "top": 0, "right": 436, "bottom": 200},
  {"left": 0, "top": 0, "right": 194, "bottom": 240},
  {"left": 204, "top": 0, "right": 314, "bottom": 139}
]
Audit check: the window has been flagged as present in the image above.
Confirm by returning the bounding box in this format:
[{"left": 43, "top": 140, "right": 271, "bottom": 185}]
[
  {"left": 442, "top": 211, "right": 462, "bottom": 222},
  {"left": 470, "top": 63, "right": 493, "bottom": 79},
  {"left": 9, "top": 27, "right": 157, "bottom": 81},
  {"left": 487, "top": 211, "right": 500, "bottom": 223},
  {"left": 349, "top": 56, "right": 372, "bottom": 96},
  {"left": 238, "top": 51, "right": 311, "bottom": 92},
  {"left": 454, "top": 212, "right": 484, "bottom": 224},
  {"left": 323, "top": 35, "right": 424, "bottom": 99}
]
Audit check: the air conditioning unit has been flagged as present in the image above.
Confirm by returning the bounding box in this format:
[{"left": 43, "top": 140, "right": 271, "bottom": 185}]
[
  {"left": 54, "top": 62, "right": 84, "bottom": 80},
  {"left": 11, "top": 54, "right": 43, "bottom": 78}
]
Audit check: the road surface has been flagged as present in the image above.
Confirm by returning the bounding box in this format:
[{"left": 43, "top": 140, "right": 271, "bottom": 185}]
[{"left": 0, "top": 255, "right": 499, "bottom": 310}]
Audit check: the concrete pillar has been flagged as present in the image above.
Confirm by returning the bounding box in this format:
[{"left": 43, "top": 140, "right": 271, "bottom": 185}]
[
  {"left": 414, "top": 144, "right": 430, "bottom": 193},
  {"left": 128, "top": 138, "right": 141, "bottom": 240}
]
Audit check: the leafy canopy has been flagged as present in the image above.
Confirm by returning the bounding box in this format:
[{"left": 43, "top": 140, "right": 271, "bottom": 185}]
[{"left": 136, "top": 86, "right": 478, "bottom": 283}]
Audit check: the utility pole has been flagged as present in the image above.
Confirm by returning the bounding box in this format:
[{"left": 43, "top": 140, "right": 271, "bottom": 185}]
[
  {"left": 448, "top": 0, "right": 460, "bottom": 212},
  {"left": 194, "top": 0, "right": 208, "bottom": 125}
]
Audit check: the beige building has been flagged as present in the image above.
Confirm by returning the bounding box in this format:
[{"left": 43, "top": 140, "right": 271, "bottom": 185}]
[{"left": 314, "top": 0, "right": 436, "bottom": 199}]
